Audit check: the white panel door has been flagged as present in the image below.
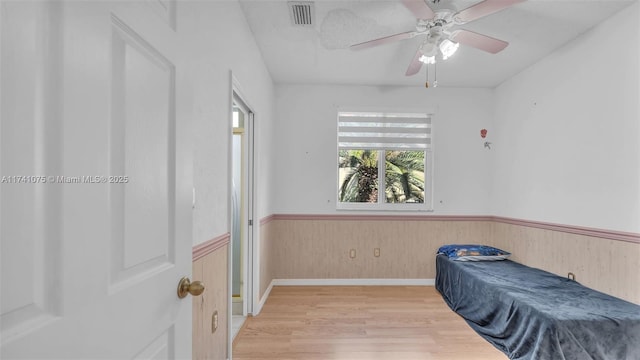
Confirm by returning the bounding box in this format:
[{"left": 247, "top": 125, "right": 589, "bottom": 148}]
[{"left": 1, "top": 0, "right": 193, "bottom": 358}]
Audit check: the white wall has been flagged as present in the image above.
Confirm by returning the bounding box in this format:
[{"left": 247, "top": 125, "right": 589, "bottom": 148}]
[
  {"left": 491, "top": 3, "right": 640, "bottom": 233},
  {"left": 179, "top": 1, "right": 276, "bottom": 245},
  {"left": 273, "top": 85, "right": 495, "bottom": 215}
]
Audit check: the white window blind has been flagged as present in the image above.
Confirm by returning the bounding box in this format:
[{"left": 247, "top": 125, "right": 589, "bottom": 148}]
[{"left": 338, "top": 112, "right": 431, "bottom": 151}]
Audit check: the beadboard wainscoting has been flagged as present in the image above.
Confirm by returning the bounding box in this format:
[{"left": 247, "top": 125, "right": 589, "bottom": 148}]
[
  {"left": 192, "top": 234, "right": 229, "bottom": 360},
  {"left": 259, "top": 215, "right": 640, "bottom": 305},
  {"left": 487, "top": 221, "right": 640, "bottom": 304},
  {"left": 258, "top": 215, "right": 493, "bottom": 300},
  {"left": 259, "top": 217, "right": 277, "bottom": 305}
]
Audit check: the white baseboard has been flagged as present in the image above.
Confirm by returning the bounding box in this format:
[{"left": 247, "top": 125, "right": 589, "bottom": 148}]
[
  {"left": 272, "top": 278, "right": 435, "bottom": 286},
  {"left": 253, "top": 280, "right": 274, "bottom": 316}
]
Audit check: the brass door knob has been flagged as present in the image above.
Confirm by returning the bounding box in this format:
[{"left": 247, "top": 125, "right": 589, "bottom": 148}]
[{"left": 177, "top": 277, "right": 205, "bottom": 298}]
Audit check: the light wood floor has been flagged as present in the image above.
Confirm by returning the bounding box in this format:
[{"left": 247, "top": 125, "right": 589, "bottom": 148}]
[{"left": 232, "top": 286, "right": 508, "bottom": 360}]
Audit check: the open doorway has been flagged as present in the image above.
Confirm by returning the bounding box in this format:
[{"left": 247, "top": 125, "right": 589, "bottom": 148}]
[{"left": 230, "top": 90, "right": 254, "bottom": 341}]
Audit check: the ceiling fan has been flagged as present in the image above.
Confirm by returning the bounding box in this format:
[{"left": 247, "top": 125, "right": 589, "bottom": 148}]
[{"left": 351, "top": 0, "right": 525, "bottom": 76}]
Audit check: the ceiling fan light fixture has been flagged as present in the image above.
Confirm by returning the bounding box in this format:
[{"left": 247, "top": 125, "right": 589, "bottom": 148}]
[
  {"left": 439, "top": 39, "right": 459, "bottom": 60},
  {"left": 419, "top": 55, "right": 436, "bottom": 64}
]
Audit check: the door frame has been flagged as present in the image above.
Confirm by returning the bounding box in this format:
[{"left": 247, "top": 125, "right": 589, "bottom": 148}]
[{"left": 228, "top": 73, "right": 256, "bottom": 354}]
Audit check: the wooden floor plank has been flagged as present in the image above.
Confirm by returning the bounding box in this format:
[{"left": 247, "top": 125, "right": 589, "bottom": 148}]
[{"left": 232, "top": 286, "right": 507, "bottom": 360}]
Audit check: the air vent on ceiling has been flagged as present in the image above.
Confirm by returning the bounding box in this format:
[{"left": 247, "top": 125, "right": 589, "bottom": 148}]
[{"left": 288, "top": 1, "right": 315, "bottom": 26}]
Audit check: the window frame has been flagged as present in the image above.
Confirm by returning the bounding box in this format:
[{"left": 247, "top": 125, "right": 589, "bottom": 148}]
[{"left": 336, "top": 110, "right": 434, "bottom": 212}]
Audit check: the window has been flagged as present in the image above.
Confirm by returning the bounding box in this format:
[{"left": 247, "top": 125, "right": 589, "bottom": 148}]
[{"left": 337, "top": 111, "right": 433, "bottom": 210}]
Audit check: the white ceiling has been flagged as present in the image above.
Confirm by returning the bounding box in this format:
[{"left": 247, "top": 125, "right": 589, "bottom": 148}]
[{"left": 239, "top": 0, "right": 636, "bottom": 88}]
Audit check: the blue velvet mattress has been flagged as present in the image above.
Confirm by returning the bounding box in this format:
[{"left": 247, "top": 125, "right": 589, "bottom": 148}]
[{"left": 435, "top": 254, "right": 640, "bottom": 360}]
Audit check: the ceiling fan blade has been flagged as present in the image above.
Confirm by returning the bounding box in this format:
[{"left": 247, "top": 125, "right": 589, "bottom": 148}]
[
  {"left": 451, "top": 29, "right": 509, "bottom": 54},
  {"left": 350, "top": 31, "right": 416, "bottom": 50},
  {"left": 454, "top": 0, "right": 525, "bottom": 24},
  {"left": 401, "top": 0, "right": 435, "bottom": 20},
  {"left": 405, "top": 48, "right": 424, "bottom": 76}
]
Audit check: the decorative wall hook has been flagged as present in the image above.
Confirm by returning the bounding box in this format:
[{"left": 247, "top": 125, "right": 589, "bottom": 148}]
[{"left": 481, "top": 129, "right": 490, "bottom": 149}]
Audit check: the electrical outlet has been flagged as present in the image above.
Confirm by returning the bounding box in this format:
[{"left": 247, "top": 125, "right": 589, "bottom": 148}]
[
  {"left": 349, "top": 249, "right": 356, "bottom": 259},
  {"left": 212, "top": 310, "right": 218, "bottom": 333},
  {"left": 374, "top": 248, "right": 380, "bottom": 257}
]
